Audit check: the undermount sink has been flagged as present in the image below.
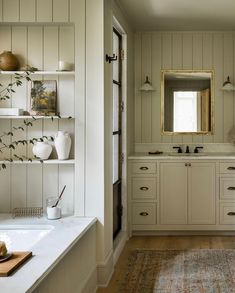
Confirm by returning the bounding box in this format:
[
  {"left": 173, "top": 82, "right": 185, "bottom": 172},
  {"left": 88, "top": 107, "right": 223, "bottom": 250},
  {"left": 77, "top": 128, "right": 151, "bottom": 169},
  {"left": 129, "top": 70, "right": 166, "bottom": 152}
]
[{"left": 168, "top": 152, "right": 206, "bottom": 156}]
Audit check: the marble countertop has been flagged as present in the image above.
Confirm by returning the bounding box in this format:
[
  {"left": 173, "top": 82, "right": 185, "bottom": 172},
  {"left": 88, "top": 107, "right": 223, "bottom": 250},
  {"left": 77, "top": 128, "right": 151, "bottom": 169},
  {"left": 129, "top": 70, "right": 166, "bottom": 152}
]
[
  {"left": 129, "top": 152, "right": 235, "bottom": 160},
  {"left": 0, "top": 214, "right": 97, "bottom": 293}
]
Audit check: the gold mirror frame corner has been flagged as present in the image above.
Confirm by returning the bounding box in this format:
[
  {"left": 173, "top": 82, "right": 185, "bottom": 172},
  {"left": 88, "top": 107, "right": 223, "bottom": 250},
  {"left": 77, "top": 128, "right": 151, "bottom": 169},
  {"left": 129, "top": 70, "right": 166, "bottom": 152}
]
[{"left": 160, "top": 69, "right": 215, "bottom": 136}]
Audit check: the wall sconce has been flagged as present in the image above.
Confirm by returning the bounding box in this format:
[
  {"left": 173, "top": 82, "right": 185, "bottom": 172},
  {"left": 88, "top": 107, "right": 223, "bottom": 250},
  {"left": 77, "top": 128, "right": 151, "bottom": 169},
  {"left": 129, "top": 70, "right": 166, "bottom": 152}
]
[
  {"left": 222, "top": 76, "right": 235, "bottom": 91},
  {"left": 139, "top": 76, "right": 155, "bottom": 91}
]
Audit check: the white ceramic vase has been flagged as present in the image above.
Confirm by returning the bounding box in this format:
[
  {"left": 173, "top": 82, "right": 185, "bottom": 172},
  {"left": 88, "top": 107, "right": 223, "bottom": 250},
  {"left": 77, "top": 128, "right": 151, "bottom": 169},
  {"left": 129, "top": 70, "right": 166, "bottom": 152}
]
[
  {"left": 54, "top": 131, "right": 71, "bottom": 160},
  {"left": 32, "top": 142, "right": 52, "bottom": 160}
]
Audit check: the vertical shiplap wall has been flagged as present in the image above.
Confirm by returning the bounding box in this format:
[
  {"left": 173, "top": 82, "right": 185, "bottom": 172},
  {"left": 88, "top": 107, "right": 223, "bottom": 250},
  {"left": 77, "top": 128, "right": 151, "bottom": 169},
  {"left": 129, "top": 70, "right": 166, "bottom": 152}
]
[
  {"left": 0, "top": 0, "right": 75, "bottom": 214},
  {"left": 135, "top": 32, "right": 235, "bottom": 144},
  {"left": 1, "top": 0, "right": 71, "bottom": 23}
]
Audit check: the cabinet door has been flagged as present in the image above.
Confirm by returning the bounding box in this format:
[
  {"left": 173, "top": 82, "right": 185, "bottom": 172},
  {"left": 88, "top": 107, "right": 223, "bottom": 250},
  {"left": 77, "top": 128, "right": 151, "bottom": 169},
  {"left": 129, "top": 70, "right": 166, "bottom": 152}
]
[
  {"left": 160, "top": 162, "right": 188, "bottom": 224},
  {"left": 188, "top": 162, "right": 215, "bottom": 224}
]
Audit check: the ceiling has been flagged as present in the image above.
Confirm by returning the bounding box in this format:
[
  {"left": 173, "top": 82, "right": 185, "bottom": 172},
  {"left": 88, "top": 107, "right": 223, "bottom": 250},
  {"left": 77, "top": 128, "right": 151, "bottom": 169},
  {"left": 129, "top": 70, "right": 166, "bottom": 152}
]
[{"left": 115, "top": 0, "right": 235, "bottom": 31}]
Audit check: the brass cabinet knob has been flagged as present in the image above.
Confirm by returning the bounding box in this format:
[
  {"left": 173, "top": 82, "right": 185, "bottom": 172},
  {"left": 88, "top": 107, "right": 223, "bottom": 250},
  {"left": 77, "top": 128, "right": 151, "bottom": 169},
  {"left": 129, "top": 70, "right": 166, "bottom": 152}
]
[
  {"left": 227, "top": 212, "right": 235, "bottom": 216},
  {"left": 139, "top": 212, "right": 149, "bottom": 216},
  {"left": 140, "top": 166, "right": 149, "bottom": 170},
  {"left": 140, "top": 186, "right": 149, "bottom": 191}
]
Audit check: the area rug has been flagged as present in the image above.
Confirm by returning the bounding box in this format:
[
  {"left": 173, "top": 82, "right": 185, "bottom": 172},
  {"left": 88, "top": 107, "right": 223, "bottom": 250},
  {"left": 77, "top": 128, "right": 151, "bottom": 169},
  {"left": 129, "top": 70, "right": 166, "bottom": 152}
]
[{"left": 120, "top": 249, "right": 235, "bottom": 293}]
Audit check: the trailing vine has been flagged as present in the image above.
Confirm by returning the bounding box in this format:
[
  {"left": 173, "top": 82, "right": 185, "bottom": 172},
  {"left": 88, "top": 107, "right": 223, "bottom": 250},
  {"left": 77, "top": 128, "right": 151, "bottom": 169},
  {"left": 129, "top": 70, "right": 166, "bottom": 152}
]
[{"left": 0, "top": 71, "right": 71, "bottom": 169}]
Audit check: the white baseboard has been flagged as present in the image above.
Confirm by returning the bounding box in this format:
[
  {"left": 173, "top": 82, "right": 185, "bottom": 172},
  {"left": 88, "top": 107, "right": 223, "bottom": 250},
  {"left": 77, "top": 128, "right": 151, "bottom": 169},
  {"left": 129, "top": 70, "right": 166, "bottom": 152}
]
[
  {"left": 81, "top": 266, "right": 97, "bottom": 293},
  {"left": 113, "top": 231, "right": 127, "bottom": 265},
  {"left": 97, "top": 249, "right": 114, "bottom": 287}
]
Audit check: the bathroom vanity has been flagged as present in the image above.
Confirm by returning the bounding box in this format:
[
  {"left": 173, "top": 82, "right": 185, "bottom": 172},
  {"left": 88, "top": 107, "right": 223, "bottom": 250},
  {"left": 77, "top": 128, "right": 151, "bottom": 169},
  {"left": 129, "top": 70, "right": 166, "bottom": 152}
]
[{"left": 128, "top": 153, "right": 235, "bottom": 234}]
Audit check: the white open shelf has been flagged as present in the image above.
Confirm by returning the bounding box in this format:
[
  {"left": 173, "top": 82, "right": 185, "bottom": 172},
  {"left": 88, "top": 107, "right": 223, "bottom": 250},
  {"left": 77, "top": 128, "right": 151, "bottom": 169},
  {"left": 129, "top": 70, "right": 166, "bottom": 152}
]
[
  {"left": 0, "top": 115, "right": 74, "bottom": 119},
  {"left": 0, "top": 71, "right": 75, "bottom": 75},
  {"left": 0, "top": 159, "right": 75, "bottom": 164}
]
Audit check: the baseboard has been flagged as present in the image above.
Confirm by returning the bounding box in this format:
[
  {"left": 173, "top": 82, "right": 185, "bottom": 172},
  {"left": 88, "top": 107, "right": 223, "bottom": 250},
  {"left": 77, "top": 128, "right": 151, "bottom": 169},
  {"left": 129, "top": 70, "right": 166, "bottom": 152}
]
[
  {"left": 81, "top": 266, "right": 97, "bottom": 293},
  {"left": 113, "top": 231, "right": 128, "bottom": 265},
  {"left": 97, "top": 249, "right": 114, "bottom": 287},
  {"left": 133, "top": 231, "right": 235, "bottom": 236}
]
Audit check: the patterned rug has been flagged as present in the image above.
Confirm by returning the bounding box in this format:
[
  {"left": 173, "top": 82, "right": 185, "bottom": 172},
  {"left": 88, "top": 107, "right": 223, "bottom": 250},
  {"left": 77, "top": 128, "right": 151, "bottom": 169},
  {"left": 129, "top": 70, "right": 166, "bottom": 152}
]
[{"left": 120, "top": 249, "right": 235, "bottom": 293}]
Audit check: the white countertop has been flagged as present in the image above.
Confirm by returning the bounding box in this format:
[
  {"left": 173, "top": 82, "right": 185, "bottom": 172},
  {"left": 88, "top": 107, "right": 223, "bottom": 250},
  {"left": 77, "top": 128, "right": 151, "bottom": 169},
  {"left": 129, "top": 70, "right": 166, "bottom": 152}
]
[
  {"left": 129, "top": 152, "right": 235, "bottom": 160},
  {"left": 0, "top": 214, "right": 97, "bottom": 293}
]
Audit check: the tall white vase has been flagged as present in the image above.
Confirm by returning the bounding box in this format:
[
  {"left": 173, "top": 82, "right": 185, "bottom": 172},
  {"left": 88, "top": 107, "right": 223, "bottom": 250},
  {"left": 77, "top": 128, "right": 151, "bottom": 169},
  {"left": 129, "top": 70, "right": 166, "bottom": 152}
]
[{"left": 54, "top": 131, "right": 71, "bottom": 160}]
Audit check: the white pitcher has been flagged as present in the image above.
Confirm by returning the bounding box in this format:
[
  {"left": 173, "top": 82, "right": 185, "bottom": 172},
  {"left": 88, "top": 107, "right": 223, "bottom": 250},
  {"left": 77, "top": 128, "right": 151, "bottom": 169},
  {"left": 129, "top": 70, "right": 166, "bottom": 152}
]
[
  {"left": 54, "top": 131, "right": 71, "bottom": 160},
  {"left": 32, "top": 141, "right": 52, "bottom": 160}
]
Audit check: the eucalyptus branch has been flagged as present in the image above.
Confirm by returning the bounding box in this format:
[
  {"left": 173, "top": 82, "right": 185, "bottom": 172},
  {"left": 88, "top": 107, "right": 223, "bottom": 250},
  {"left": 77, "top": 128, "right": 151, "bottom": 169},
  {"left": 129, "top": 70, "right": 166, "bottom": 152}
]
[
  {"left": 0, "top": 155, "right": 44, "bottom": 170},
  {"left": 0, "top": 71, "right": 32, "bottom": 101},
  {"left": 0, "top": 114, "right": 72, "bottom": 146},
  {"left": 0, "top": 135, "right": 54, "bottom": 152}
]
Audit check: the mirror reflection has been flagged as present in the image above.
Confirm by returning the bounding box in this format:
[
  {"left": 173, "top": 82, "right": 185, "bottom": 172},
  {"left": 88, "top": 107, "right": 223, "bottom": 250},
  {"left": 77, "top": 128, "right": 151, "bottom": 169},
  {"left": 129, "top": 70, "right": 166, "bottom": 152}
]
[{"left": 161, "top": 70, "right": 214, "bottom": 134}]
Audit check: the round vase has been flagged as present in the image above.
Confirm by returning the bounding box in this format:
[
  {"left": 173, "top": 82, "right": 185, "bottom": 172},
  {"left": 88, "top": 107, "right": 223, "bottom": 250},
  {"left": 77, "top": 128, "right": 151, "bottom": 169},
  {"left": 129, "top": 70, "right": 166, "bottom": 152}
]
[
  {"left": 0, "top": 51, "right": 19, "bottom": 71},
  {"left": 54, "top": 131, "right": 71, "bottom": 160},
  {"left": 32, "top": 142, "right": 52, "bottom": 160}
]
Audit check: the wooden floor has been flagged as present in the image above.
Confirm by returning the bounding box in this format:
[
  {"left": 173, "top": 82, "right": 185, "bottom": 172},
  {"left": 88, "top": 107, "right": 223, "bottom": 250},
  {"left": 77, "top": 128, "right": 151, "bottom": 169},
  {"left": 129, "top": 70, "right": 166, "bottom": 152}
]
[{"left": 97, "top": 235, "right": 235, "bottom": 293}]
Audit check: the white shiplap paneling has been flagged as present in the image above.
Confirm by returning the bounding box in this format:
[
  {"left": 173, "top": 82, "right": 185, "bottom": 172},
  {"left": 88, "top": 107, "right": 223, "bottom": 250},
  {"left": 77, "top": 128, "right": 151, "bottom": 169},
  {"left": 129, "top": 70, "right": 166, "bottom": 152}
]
[
  {"left": 141, "top": 33, "right": 152, "bottom": 143},
  {"left": 135, "top": 32, "right": 235, "bottom": 144},
  {"left": 36, "top": 0, "right": 53, "bottom": 23},
  {"left": 3, "top": 0, "right": 19, "bottom": 22},
  {"left": 19, "top": 0, "right": 36, "bottom": 22},
  {"left": 53, "top": 0, "right": 69, "bottom": 23}
]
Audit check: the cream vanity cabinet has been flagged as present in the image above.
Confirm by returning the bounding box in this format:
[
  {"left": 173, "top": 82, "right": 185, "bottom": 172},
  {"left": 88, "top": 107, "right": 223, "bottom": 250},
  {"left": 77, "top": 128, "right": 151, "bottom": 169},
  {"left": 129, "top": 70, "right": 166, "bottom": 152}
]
[
  {"left": 219, "top": 162, "right": 235, "bottom": 224},
  {"left": 128, "top": 157, "right": 218, "bottom": 232},
  {"left": 160, "top": 162, "right": 216, "bottom": 225},
  {"left": 129, "top": 161, "right": 157, "bottom": 228}
]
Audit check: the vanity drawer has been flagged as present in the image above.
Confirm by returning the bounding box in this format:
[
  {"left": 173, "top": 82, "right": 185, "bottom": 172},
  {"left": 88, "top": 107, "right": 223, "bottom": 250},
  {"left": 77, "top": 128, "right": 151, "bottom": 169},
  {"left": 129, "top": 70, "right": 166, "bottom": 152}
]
[
  {"left": 220, "top": 203, "right": 235, "bottom": 224},
  {"left": 132, "top": 203, "right": 156, "bottom": 225},
  {"left": 220, "top": 163, "right": 235, "bottom": 174},
  {"left": 132, "top": 162, "right": 156, "bottom": 174},
  {"left": 132, "top": 178, "right": 157, "bottom": 200},
  {"left": 220, "top": 178, "right": 235, "bottom": 200}
]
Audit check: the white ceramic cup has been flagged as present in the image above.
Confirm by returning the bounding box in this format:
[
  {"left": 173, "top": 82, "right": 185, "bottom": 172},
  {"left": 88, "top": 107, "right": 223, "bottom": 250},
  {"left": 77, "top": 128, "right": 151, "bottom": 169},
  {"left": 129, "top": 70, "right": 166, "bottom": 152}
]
[
  {"left": 58, "top": 61, "right": 71, "bottom": 71},
  {"left": 47, "top": 206, "right": 61, "bottom": 220},
  {"left": 46, "top": 197, "right": 61, "bottom": 220}
]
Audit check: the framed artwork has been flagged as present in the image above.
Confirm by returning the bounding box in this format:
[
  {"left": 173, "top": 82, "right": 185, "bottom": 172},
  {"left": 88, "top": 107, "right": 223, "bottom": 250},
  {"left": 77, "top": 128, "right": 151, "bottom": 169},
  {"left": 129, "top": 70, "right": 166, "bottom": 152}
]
[{"left": 30, "top": 80, "right": 57, "bottom": 115}]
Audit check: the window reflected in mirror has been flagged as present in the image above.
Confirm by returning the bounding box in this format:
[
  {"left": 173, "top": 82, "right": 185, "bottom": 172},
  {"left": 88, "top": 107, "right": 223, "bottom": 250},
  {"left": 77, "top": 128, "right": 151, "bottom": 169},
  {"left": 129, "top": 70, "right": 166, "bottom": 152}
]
[{"left": 161, "top": 70, "right": 214, "bottom": 135}]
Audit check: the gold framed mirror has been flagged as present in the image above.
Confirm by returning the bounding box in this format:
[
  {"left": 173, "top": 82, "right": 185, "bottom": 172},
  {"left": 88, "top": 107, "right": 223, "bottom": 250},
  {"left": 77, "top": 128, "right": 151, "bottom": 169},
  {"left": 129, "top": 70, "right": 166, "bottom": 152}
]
[{"left": 161, "top": 70, "right": 214, "bottom": 135}]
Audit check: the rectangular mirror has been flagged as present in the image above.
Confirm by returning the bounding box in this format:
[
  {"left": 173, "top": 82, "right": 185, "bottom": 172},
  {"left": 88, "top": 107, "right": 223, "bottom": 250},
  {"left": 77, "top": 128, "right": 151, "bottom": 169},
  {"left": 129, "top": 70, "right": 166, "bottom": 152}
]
[{"left": 161, "top": 70, "right": 214, "bottom": 135}]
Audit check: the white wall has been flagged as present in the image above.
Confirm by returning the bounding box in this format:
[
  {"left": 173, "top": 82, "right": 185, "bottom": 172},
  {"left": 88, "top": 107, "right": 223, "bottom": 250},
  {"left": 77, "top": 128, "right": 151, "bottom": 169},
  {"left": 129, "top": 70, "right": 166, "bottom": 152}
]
[{"left": 135, "top": 32, "right": 235, "bottom": 145}]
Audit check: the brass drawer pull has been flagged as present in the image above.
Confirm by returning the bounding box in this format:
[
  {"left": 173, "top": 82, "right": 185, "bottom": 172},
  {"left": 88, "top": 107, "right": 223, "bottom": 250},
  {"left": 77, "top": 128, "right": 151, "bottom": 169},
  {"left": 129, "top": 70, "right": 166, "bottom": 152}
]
[
  {"left": 140, "top": 186, "right": 149, "bottom": 191},
  {"left": 140, "top": 166, "right": 149, "bottom": 170},
  {"left": 227, "top": 167, "right": 235, "bottom": 170},
  {"left": 227, "top": 187, "right": 235, "bottom": 190},
  {"left": 227, "top": 212, "right": 235, "bottom": 216},
  {"left": 139, "top": 212, "right": 149, "bottom": 216}
]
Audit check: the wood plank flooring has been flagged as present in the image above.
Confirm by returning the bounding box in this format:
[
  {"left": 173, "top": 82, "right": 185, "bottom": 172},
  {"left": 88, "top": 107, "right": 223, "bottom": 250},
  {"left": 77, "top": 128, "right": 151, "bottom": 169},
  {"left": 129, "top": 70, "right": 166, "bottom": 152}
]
[{"left": 97, "top": 236, "right": 235, "bottom": 292}]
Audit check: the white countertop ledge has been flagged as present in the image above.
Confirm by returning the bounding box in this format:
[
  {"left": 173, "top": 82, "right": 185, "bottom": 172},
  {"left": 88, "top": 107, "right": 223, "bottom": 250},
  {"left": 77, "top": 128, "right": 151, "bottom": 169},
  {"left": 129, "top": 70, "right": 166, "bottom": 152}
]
[
  {"left": 0, "top": 214, "right": 97, "bottom": 293},
  {"left": 129, "top": 152, "right": 235, "bottom": 160}
]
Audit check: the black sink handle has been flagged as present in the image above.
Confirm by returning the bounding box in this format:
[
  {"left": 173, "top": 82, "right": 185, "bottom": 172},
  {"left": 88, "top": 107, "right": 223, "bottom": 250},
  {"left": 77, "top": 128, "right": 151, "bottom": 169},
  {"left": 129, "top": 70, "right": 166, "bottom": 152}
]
[
  {"left": 194, "top": 146, "right": 204, "bottom": 153},
  {"left": 173, "top": 146, "right": 182, "bottom": 153}
]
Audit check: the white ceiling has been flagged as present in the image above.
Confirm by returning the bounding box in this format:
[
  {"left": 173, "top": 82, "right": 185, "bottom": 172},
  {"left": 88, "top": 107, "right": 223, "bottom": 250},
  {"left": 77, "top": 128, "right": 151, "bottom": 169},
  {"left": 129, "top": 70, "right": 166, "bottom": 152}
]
[{"left": 115, "top": 0, "right": 235, "bottom": 31}]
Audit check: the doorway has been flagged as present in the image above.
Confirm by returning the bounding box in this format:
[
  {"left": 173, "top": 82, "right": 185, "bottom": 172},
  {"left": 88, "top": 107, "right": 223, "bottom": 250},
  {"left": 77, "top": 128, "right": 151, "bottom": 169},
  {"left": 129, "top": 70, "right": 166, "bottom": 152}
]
[{"left": 112, "top": 27, "right": 123, "bottom": 239}]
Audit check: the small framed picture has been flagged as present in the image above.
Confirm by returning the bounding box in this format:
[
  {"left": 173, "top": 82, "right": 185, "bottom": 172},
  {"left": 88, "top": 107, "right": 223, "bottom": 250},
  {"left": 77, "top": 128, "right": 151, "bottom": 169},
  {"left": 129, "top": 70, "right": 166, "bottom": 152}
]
[{"left": 30, "top": 80, "right": 57, "bottom": 115}]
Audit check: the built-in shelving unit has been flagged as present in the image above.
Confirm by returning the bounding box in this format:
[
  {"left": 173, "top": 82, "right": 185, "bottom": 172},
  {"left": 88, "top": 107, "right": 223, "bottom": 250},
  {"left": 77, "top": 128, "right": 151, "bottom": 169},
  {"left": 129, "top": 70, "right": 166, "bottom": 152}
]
[
  {"left": 0, "top": 159, "right": 75, "bottom": 164},
  {"left": 0, "top": 116, "right": 74, "bottom": 119},
  {"left": 0, "top": 71, "right": 75, "bottom": 75},
  {"left": 0, "top": 22, "right": 76, "bottom": 214}
]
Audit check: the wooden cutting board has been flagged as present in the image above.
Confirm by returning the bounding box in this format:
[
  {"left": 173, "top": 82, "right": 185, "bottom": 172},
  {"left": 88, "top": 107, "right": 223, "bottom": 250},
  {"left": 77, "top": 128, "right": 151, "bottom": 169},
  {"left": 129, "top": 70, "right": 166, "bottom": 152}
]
[{"left": 0, "top": 251, "right": 32, "bottom": 277}]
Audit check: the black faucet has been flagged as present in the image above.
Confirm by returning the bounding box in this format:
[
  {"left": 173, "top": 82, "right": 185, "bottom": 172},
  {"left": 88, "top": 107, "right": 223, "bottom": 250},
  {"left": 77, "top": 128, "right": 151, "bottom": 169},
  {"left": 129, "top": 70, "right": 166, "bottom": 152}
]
[
  {"left": 185, "top": 145, "right": 190, "bottom": 153},
  {"left": 173, "top": 146, "right": 182, "bottom": 153},
  {"left": 194, "top": 146, "right": 204, "bottom": 153}
]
